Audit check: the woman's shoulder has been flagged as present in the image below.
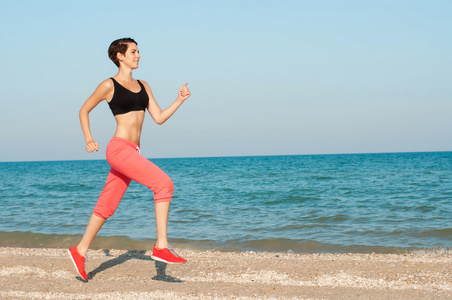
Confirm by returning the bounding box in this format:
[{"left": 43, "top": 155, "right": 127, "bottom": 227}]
[
  {"left": 138, "top": 79, "right": 151, "bottom": 90},
  {"left": 102, "top": 78, "right": 115, "bottom": 87},
  {"left": 96, "top": 78, "right": 115, "bottom": 91},
  {"left": 90, "top": 78, "right": 115, "bottom": 99}
]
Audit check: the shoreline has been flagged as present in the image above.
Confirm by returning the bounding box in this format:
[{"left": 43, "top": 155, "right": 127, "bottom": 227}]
[
  {"left": 1, "top": 231, "right": 450, "bottom": 255},
  {"left": 0, "top": 247, "right": 451, "bottom": 299}
]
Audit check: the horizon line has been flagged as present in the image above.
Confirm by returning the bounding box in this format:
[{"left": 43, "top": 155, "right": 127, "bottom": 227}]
[{"left": 1, "top": 150, "right": 451, "bottom": 164}]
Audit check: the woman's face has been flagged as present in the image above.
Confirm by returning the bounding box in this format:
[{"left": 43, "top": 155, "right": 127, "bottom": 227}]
[{"left": 119, "top": 43, "right": 140, "bottom": 69}]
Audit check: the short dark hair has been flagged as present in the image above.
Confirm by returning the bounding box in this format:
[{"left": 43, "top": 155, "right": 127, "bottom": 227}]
[{"left": 108, "top": 38, "right": 137, "bottom": 67}]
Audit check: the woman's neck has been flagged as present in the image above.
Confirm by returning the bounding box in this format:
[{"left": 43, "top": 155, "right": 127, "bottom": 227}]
[{"left": 115, "top": 68, "right": 134, "bottom": 83}]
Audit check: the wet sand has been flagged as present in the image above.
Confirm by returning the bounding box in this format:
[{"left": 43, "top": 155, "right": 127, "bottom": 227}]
[{"left": 0, "top": 247, "right": 451, "bottom": 299}]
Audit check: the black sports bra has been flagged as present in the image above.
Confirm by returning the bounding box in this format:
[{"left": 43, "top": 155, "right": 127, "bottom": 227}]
[{"left": 108, "top": 78, "right": 149, "bottom": 116}]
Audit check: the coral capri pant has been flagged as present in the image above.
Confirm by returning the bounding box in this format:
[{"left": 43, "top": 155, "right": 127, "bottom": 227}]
[{"left": 93, "top": 137, "right": 173, "bottom": 220}]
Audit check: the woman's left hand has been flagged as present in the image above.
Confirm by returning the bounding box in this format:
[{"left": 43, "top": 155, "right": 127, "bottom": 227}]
[{"left": 177, "top": 83, "right": 191, "bottom": 102}]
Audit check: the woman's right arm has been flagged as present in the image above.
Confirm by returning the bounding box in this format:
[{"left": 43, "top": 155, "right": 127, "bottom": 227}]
[{"left": 79, "top": 79, "right": 114, "bottom": 152}]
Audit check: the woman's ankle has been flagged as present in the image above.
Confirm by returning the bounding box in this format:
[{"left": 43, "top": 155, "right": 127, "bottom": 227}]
[
  {"left": 77, "top": 245, "right": 88, "bottom": 257},
  {"left": 155, "top": 240, "right": 168, "bottom": 249}
]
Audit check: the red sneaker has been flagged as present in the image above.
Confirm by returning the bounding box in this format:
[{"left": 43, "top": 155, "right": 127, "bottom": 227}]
[
  {"left": 151, "top": 245, "right": 187, "bottom": 264},
  {"left": 68, "top": 246, "right": 88, "bottom": 280}
]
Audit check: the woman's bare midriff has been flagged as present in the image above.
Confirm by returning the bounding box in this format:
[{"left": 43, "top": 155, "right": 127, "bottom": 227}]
[{"left": 113, "top": 110, "right": 146, "bottom": 145}]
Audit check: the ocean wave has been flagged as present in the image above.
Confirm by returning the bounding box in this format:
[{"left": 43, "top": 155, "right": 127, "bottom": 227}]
[{"left": 0, "top": 231, "right": 444, "bottom": 254}]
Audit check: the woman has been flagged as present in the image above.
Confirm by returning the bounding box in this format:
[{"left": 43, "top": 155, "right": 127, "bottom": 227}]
[{"left": 68, "top": 38, "right": 190, "bottom": 281}]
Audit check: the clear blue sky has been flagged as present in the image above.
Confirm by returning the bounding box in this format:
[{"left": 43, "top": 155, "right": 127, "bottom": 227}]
[{"left": 1, "top": 0, "right": 451, "bottom": 162}]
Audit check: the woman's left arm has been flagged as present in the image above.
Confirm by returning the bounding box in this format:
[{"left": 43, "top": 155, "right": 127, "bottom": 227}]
[{"left": 142, "top": 81, "right": 191, "bottom": 125}]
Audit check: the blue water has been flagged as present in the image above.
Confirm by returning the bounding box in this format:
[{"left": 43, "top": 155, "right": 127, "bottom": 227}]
[{"left": 0, "top": 152, "right": 451, "bottom": 253}]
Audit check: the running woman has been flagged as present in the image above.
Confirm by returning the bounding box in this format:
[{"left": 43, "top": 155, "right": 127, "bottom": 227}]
[{"left": 68, "top": 38, "right": 190, "bottom": 281}]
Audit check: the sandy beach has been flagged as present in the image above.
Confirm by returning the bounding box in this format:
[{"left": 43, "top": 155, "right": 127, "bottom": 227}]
[{"left": 0, "top": 247, "right": 450, "bottom": 299}]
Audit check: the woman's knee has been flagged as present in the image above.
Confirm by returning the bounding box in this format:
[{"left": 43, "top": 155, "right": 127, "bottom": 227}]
[
  {"left": 93, "top": 205, "right": 116, "bottom": 220},
  {"left": 153, "top": 175, "right": 174, "bottom": 202}
]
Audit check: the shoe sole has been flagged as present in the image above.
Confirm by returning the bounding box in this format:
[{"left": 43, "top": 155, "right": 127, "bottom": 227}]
[
  {"left": 67, "top": 249, "right": 87, "bottom": 280},
  {"left": 151, "top": 255, "right": 186, "bottom": 264}
]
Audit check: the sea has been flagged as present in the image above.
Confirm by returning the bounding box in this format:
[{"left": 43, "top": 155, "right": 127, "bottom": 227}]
[{"left": 0, "top": 152, "right": 451, "bottom": 254}]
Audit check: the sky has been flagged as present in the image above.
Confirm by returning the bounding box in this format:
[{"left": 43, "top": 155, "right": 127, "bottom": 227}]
[{"left": 0, "top": 0, "right": 451, "bottom": 162}]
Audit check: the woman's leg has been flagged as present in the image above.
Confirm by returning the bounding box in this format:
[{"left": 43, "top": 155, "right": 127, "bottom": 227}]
[
  {"left": 106, "top": 143, "right": 174, "bottom": 247},
  {"left": 155, "top": 201, "right": 170, "bottom": 248},
  {"left": 76, "top": 168, "right": 131, "bottom": 256},
  {"left": 77, "top": 214, "right": 106, "bottom": 256},
  {"left": 107, "top": 145, "right": 185, "bottom": 263}
]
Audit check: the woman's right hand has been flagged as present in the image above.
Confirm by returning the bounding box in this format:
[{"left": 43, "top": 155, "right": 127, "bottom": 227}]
[{"left": 85, "top": 141, "right": 99, "bottom": 153}]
